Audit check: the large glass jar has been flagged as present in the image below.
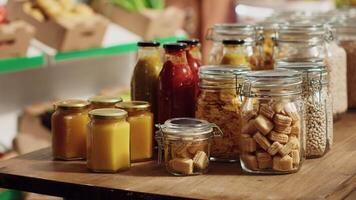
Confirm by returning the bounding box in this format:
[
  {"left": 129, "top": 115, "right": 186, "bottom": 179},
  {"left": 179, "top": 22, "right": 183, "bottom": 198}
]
[
  {"left": 116, "top": 101, "right": 153, "bottom": 162},
  {"left": 88, "top": 95, "right": 123, "bottom": 110},
  {"left": 155, "top": 118, "right": 223, "bottom": 176},
  {"left": 278, "top": 63, "right": 331, "bottom": 158},
  {"left": 157, "top": 43, "right": 195, "bottom": 124},
  {"left": 206, "top": 24, "right": 261, "bottom": 68},
  {"left": 131, "top": 41, "right": 162, "bottom": 124},
  {"left": 240, "top": 69, "right": 305, "bottom": 174},
  {"left": 195, "top": 65, "right": 249, "bottom": 162},
  {"left": 52, "top": 100, "right": 90, "bottom": 160},
  {"left": 87, "top": 108, "right": 130, "bottom": 173}
]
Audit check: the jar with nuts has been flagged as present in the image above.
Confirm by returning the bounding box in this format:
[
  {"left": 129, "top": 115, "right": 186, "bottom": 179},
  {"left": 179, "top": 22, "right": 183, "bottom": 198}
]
[
  {"left": 278, "top": 63, "right": 331, "bottom": 158},
  {"left": 195, "top": 66, "right": 249, "bottom": 162},
  {"left": 155, "top": 118, "right": 223, "bottom": 176},
  {"left": 240, "top": 69, "right": 305, "bottom": 174}
]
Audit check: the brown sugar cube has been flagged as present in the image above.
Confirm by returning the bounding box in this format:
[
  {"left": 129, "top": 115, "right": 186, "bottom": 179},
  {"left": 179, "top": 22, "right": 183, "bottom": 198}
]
[
  {"left": 268, "top": 141, "right": 283, "bottom": 156},
  {"left": 269, "top": 131, "right": 289, "bottom": 144},
  {"left": 279, "top": 155, "right": 293, "bottom": 171},
  {"left": 272, "top": 156, "right": 282, "bottom": 171},
  {"left": 241, "top": 119, "right": 258, "bottom": 135},
  {"left": 253, "top": 132, "right": 271, "bottom": 151},
  {"left": 240, "top": 134, "right": 257, "bottom": 152},
  {"left": 241, "top": 154, "right": 258, "bottom": 170},
  {"left": 273, "top": 100, "right": 288, "bottom": 113},
  {"left": 169, "top": 158, "right": 193, "bottom": 175},
  {"left": 288, "top": 136, "right": 300, "bottom": 150},
  {"left": 172, "top": 143, "right": 191, "bottom": 158},
  {"left": 290, "top": 123, "right": 301, "bottom": 137},
  {"left": 259, "top": 104, "right": 275, "bottom": 119},
  {"left": 274, "top": 125, "right": 292, "bottom": 135},
  {"left": 284, "top": 103, "right": 300, "bottom": 123},
  {"left": 242, "top": 110, "right": 257, "bottom": 123},
  {"left": 279, "top": 141, "right": 295, "bottom": 156},
  {"left": 193, "top": 151, "right": 209, "bottom": 170},
  {"left": 273, "top": 114, "right": 292, "bottom": 128},
  {"left": 188, "top": 143, "right": 206, "bottom": 155},
  {"left": 254, "top": 115, "right": 274, "bottom": 135},
  {"left": 290, "top": 150, "right": 300, "bottom": 165},
  {"left": 256, "top": 152, "right": 272, "bottom": 169}
]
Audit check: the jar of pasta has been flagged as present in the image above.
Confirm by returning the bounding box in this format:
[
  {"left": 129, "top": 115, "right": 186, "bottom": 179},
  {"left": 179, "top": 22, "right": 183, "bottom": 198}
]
[
  {"left": 52, "top": 100, "right": 90, "bottom": 160},
  {"left": 240, "top": 69, "right": 305, "bottom": 174},
  {"left": 88, "top": 95, "right": 123, "bottom": 109},
  {"left": 155, "top": 118, "right": 223, "bottom": 176},
  {"left": 116, "top": 101, "right": 153, "bottom": 162},
  {"left": 195, "top": 65, "right": 249, "bottom": 162},
  {"left": 87, "top": 108, "right": 130, "bottom": 173}
]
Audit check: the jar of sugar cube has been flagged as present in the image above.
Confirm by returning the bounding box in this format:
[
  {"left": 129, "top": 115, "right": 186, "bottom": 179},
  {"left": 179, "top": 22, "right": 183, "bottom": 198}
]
[
  {"left": 240, "top": 69, "right": 305, "bottom": 174},
  {"left": 155, "top": 118, "right": 223, "bottom": 176}
]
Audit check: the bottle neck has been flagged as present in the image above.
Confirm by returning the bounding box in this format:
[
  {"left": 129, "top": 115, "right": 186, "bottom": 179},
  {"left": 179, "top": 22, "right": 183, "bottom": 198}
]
[
  {"left": 164, "top": 50, "right": 188, "bottom": 65},
  {"left": 187, "top": 45, "right": 202, "bottom": 61},
  {"left": 138, "top": 47, "right": 161, "bottom": 60}
]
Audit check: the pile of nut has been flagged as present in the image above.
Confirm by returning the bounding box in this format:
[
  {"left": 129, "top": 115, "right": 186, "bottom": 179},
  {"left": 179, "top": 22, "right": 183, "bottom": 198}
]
[
  {"left": 240, "top": 99, "right": 302, "bottom": 172},
  {"left": 165, "top": 140, "right": 209, "bottom": 175},
  {"left": 196, "top": 89, "right": 241, "bottom": 160}
]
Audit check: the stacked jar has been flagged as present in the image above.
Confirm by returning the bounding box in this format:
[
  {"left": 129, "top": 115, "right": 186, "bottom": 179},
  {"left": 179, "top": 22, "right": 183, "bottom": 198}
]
[
  {"left": 240, "top": 69, "right": 305, "bottom": 174},
  {"left": 195, "top": 65, "right": 249, "bottom": 162}
]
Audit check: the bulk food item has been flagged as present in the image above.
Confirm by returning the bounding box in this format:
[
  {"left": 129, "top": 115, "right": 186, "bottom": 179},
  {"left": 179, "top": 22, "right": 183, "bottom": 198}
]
[
  {"left": 177, "top": 39, "right": 202, "bottom": 100},
  {"left": 155, "top": 118, "right": 223, "bottom": 175},
  {"left": 52, "top": 100, "right": 90, "bottom": 160},
  {"left": 87, "top": 109, "right": 130, "bottom": 173},
  {"left": 278, "top": 63, "right": 331, "bottom": 158},
  {"left": 131, "top": 41, "right": 162, "bottom": 124},
  {"left": 116, "top": 101, "right": 153, "bottom": 162},
  {"left": 240, "top": 69, "right": 305, "bottom": 174},
  {"left": 88, "top": 95, "right": 123, "bottom": 109},
  {"left": 196, "top": 66, "right": 249, "bottom": 161},
  {"left": 157, "top": 43, "right": 195, "bottom": 124}
]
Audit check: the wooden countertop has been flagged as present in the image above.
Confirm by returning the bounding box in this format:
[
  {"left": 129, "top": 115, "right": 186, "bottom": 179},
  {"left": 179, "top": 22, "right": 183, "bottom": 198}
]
[{"left": 0, "top": 113, "right": 355, "bottom": 199}]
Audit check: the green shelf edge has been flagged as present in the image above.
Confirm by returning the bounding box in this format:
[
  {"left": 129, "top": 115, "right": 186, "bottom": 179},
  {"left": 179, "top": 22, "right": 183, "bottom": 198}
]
[
  {"left": 0, "top": 189, "right": 21, "bottom": 200},
  {"left": 0, "top": 55, "right": 45, "bottom": 74},
  {"left": 54, "top": 34, "right": 187, "bottom": 61}
]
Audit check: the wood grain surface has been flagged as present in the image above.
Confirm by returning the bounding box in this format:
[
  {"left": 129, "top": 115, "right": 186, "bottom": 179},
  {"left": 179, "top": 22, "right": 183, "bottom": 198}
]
[{"left": 0, "top": 113, "right": 355, "bottom": 200}]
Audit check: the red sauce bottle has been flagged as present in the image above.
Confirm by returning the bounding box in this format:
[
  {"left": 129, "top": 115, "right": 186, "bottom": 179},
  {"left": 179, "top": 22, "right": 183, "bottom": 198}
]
[
  {"left": 157, "top": 43, "right": 195, "bottom": 123},
  {"left": 178, "top": 39, "right": 202, "bottom": 100}
]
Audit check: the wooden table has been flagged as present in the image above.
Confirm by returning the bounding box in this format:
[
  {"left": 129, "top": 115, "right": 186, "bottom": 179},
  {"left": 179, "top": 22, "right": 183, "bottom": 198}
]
[{"left": 0, "top": 113, "right": 355, "bottom": 200}]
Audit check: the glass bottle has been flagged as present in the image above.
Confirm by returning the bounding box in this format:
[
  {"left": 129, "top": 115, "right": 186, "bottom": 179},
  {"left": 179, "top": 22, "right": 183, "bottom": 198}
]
[
  {"left": 116, "top": 101, "right": 153, "bottom": 162},
  {"left": 220, "top": 39, "right": 255, "bottom": 67},
  {"left": 87, "top": 108, "right": 130, "bottom": 173},
  {"left": 131, "top": 41, "right": 162, "bottom": 124},
  {"left": 88, "top": 95, "right": 123, "bottom": 109},
  {"left": 157, "top": 43, "right": 195, "bottom": 124},
  {"left": 195, "top": 65, "right": 249, "bottom": 162},
  {"left": 155, "top": 118, "right": 223, "bottom": 176},
  {"left": 52, "top": 100, "right": 90, "bottom": 160},
  {"left": 177, "top": 39, "right": 202, "bottom": 100},
  {"left": 240, "top": 69, "right": 305, "bottom": 174}
]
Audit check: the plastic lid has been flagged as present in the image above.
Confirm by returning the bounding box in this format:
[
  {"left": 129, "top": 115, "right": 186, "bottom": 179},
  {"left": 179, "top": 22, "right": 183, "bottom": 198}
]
[
  {"left": 55, "top": 100, "right": 90, "bottom": 109},
  {"left": 89, "top": 108, "right": 127, "bottom": 120},
  {"left": 115, "top": 101, "right": 151, "bottom": 112},
  {"left": 88, "top": 95, "right": 123, "bottom": 104},
  {"left": 137, "top": 41, "right": 160, "bottom": 47},
  {"left": 163, "top": 43, "right": 187, "bottom": 50},
  {"left": 177, "top": 39, "right": 200, "bottom": 45},
  {"left": 222, "top": 39, "right": 245, "bottom": 45}
]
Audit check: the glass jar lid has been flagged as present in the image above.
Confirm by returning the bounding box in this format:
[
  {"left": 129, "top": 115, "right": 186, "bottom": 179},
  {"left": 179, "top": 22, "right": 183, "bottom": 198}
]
[
  {"left": 88, "top": 95, "right": 123, "bottom": 105},
  {"left": 276, "top": 22, "right": 329, "bottom": 44},
  {"left": 55, "top": 100, "right": 90, "bottom": 110},
  {"left": 89, "top": 108, "right": 127, "bottom": 120},
  {"left": 206, "top": 23, "right": 258, "bottom": 43},
  {"left": 115, "top": 101, "right": 151, "bottom": 112},
  {"left": 243, "top": 69, "right": 302, "bottom": 97},
  {"left": 199, "top": 65, "right": 249, "bottom": 89},
  {"left": 329, "top": 17, "right": 356, "bottom": 35}
]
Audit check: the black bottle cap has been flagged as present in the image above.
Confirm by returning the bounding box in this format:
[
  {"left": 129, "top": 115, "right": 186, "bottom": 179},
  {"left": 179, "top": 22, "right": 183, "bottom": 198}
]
[
  {"left": 177, "top": 39, "right": 200, "bottom": 46},
  {"left": 137, "top": 41, "right": 160, "bottom": 47},
  {"left": 163, "top": 43, "right": 187, "bottom": 50},
  {"left": 222, "top": 39, "right": 245, "bottom": 45}
]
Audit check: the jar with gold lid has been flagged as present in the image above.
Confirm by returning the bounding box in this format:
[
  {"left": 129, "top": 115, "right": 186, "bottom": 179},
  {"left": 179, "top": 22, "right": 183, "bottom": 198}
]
[
  {"left": 88, "top": 95, "right": 123, "bottom": 109},
  {"left": 52, "top": 100, "right": 90, "bottom": 160},
  {"left": 115, "top": 101, "right": 153, "bottom": 162},
  {"left": 87, "top": 108, "right": 130, "bottom": 173}
]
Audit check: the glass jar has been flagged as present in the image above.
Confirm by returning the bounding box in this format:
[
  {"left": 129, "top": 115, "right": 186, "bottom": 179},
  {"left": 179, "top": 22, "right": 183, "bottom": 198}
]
[
  {"left": 240, "top": 69, "right": 305, "bottom": 174},
  {"left": 155, "top": 118, "right": 223, "bottom": 176},
  {"left": 278, "top": 63, "right": 331, "bottom": 158},
  {"left": 195, "top": 65, "right": 249, "bottom": 162},
  {"left": 52, "top": 100, "right": 90, "bottom": 160},
  {"left": 220, "top": 39, "right": 257, "bottom": 68},
  {"left": 157, "top": 43, "right": 195, "bottom": 124},
  {"left": 88, "top": 95, "right": 123, "bottom": 109},
  {"left": 256, "top": 22, "right": 279, "bottom": 70},
  {"left": 87, "top": 108, "right": 130, "bottom": 173},
  {"left": 131, "top": 41, "right": 162, "bottom": 124},
  {"left": 206, "top": 24, "right": 262, "bottom": 68},
  {"left": 177, "top": 39, "right": 202, "bottom": 100},
  {"left": 116, "top": 101, "right": 153, "bottom": 162}
]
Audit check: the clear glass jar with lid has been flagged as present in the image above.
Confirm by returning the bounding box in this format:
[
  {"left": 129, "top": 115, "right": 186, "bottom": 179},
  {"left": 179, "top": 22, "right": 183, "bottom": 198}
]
[
  {"left": 155, "top": 118, "right": 223, "bottom": 176},
  {"left": 205, "top": 24, "right": 262, "bottom": 68},
  {"left": 195, "top": 65, "right": 249, "bottom": 162},
  {"left": 278, "top": 63, "right": 331, "bottom": 158},
  {"left": 219, "top": 39, "right": 257, "bottom": 68},
  {"left": 240, "top": 69, "right": 305, "bottom": 174}
]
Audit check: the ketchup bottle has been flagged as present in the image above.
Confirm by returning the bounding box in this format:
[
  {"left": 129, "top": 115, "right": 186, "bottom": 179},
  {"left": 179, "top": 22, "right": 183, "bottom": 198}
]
[
  {"left": 157, "top": 43, "right": 195, "bottom": 123},
  {"left": 177, "top": 39, "right": 202, "bottom": 100}
]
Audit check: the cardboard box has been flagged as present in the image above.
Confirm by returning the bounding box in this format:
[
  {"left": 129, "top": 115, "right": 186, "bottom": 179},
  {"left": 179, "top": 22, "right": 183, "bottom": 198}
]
[
  {"left": 0, "top": 20, "right": 34, "bottom": 58},
  {"left": 7, "top": 0, "right": 109, "bottom": 52},
  {"left": 92, "top": 0, "right": 185, "bottom": 39}
]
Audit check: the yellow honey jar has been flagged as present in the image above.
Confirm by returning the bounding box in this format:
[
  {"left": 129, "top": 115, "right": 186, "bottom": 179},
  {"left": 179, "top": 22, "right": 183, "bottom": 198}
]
[
  {"left": 88, "top": 95, "right": 123, "bottom": 109},
  {"left": 52, "top": 100, "right": 90, "bottom": 160},
  {"left": 87, "top": 108, "right": 130, "bottom": 173},
  {"left": 115, "top": 101, "right": 153, "bottom": 162}
]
